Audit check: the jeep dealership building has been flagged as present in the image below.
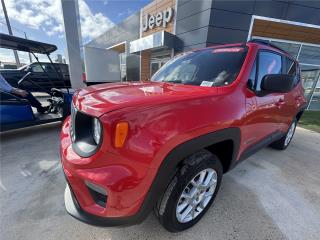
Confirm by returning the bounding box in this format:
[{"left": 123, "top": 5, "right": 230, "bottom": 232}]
[{"left": 85, "top": 0, "right": 320, "bottom": 110}]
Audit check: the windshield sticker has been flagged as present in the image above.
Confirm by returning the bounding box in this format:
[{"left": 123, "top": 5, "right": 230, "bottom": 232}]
[
  {"left": 200, "top": 81, "right": 214, "bottom": 87},
  {"left": 213, "top": 47, "right": 244, "bottom": 53}
]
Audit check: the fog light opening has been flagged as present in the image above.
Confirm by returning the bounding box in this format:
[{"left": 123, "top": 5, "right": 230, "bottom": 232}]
[{"left": 85, "top": 181, "right": 108, "bottom": 208}]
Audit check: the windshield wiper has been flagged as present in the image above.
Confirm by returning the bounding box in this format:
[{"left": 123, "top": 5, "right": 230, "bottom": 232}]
[{"left": 165, "top": 80, "right": 182, "bottom": 83}]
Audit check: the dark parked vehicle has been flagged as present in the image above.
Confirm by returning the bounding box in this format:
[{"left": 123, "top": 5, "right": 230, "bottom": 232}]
[
  {"left": 0, "top": 62, "right": 71, "bottom": 92},
  {"left": 0, "top": 33, "right": 74, "bottom": 132}
]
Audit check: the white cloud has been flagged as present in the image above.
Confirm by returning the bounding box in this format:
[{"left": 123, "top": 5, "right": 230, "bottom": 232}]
[
  {"left": 78, "top": 0, "right": 114, "bottom": 39},
  {"left": 2, "top": 0, "right": 114, "bottom": 41}
]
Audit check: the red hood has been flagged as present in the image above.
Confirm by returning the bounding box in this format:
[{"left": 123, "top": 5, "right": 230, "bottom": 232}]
[{"left": 74, "top": 81, "right": 220, "bottom": 117}]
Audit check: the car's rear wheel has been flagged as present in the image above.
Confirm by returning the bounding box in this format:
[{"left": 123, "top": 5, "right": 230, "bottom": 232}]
[
  {"left": 270, "top": 118, "right": 297, "bottom": 150},
  {"left": 154, "top": 150, "right": 222, "bottom": 232}
]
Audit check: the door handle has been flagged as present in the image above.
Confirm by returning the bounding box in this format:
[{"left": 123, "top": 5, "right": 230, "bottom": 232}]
[
  {"left": 275, "top": 98, "right": 285, "bottom": 107},
  {"left": 295, "top": 95, "right": 304, "bottom": 106}
]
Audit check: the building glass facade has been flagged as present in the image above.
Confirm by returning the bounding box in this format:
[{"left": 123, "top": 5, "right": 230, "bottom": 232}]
[{"left": 85, "top": 0, "right": 320, "bottom": 110}]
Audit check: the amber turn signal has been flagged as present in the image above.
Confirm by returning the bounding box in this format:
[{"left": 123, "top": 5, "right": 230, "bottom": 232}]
[{"left": 114, "top": 122, "right": 129, "bottom": 148}]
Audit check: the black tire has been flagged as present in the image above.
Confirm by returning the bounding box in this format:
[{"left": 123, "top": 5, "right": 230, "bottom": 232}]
[
  {"left": 270, "top": 118, "right": 297, "bottom": 150},
  {"left": 154, "top": 149, "right": 223, "bottom": 232}
]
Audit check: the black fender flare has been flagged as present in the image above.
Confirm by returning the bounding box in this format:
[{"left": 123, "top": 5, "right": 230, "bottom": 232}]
[{"left": 137, "top": 127, "right": 241, "bottom": 221}]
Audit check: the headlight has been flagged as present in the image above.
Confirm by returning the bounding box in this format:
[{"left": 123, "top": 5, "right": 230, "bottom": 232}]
[
  {"left": 71, "top": 109, "right": 103, "bottom": 157},
  {"left": 92, "top": 118, "right": 102, "bottom": 145}
]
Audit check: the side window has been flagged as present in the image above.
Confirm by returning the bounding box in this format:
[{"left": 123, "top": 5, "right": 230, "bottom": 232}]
[
  {"left": 43, "top": 64, "right": 55, "bottom": 72},
  {"left": 248, "top": 60, "right": 256, "bottom": 88},
  {"left": 256, "top": 51, "right": 282, "bottom": 91},
  {"left": 31, "top": 64, "right": 44, "bottom": 73},
  {"left": 60, "top": 65, "right": 69, "bottom": 73},
  {"left": 286, "top": 58, "right": 296, "bottom": 75},
  {"left": 285, "top": 57, "right": 299, "bottom": 86}
]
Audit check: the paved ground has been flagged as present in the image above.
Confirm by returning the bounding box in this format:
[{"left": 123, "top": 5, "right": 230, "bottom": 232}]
[{"left": 1, "top": 125, "right": 320, "bottom": 240}]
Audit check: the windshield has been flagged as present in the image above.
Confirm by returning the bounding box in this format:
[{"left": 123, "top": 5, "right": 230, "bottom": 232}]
[{"left": 151, "top": 46, "right": 248, "bottom": 87}]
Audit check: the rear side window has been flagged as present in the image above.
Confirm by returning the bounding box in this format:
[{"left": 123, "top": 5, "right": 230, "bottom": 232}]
[
  {"left": 43, "top": 64, "right": 56, "bottom": 72},
  {"left": 248, "top": 60, "right": 256, "bottom": 89},
  {"left": 285, "top": 58, "right": 296, "bottom": 75},
  {"left": 256, "top": 51, "right": 282, "bottom": 91},
  {"left": 59, "top": 65, "right": 69, "bottom": 73},
  {"left": 285, "top": 57, "right": 299, "bottom": 86}
]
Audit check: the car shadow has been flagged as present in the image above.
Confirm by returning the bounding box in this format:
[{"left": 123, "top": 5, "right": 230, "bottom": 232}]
[{"left": 0, "top": 125, "right": 289, "bottom": 240}]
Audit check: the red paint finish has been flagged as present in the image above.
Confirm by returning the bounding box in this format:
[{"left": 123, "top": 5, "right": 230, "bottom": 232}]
[{"left": 61, "top": 42, "right": 307, "bottom": 219}]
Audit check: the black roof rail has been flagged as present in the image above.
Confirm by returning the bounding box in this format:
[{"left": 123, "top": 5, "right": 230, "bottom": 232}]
[{"left": 248, "top": 39, "right": 288, "bottom": 54}]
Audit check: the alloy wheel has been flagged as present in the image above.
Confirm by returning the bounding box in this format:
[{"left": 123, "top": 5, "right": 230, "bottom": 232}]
[
  {"left": 285, "top": 121, "right": 296, "bottom": 146},
  {"left": 176, "top": 168, "right": 217, "bottom": 223}
]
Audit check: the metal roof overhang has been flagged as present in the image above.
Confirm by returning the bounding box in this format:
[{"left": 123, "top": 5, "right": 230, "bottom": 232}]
[
  {"left": 0, "top": 33, "right": 57, "bottom": 54},
  {"left": 129, "top": 31, "right": 176, "bottom": 53}
]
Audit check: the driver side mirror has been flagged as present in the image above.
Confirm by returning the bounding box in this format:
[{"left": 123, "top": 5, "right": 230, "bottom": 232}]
[{"left": 261, "top": 74, "right": 294, "bottom": 93}]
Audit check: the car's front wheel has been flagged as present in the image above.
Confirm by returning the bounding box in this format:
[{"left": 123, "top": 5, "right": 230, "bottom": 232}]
[{"left": 154, "top": 150, "right": 222, "bottom": 232}]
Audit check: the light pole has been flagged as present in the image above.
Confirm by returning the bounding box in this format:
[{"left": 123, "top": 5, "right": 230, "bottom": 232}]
[
  {"left": 24, "top": 32, "right": 33, "bottom": 63},
  {"left": 61, "top": 0, "right": 85, "bottom": 89},
  {"left": 1, "top": 0, "right": 21, "bottom": 67}
]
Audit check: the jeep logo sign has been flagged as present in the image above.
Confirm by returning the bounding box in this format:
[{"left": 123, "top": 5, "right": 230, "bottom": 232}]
[{"left": 142, "top": 7, "right": 173, "bottom": 32}]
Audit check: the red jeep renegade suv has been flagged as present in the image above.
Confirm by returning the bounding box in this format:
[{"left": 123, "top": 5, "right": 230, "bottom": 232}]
[{"left": 61, "top": 40, "right": 307, "bottom": 232}]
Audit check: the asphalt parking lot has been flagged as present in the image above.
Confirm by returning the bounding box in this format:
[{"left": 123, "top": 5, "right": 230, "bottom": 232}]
[{"left": 1, "top": 124, "right": 320, "bottom": 240}]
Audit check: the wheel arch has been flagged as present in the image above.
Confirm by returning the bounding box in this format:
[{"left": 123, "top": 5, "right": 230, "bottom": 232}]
[
  {"left": 160, "top": 127, "right": 241, "bottom": 176},
  {"left": 205, "top": 139, "right": 234, "bottom": 173},
  {"left": 136, "top": 127, "right": 241, "bottom": 222}
]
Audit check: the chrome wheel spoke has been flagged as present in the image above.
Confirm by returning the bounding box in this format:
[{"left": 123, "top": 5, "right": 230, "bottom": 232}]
[
  {"left": 177, "top": 200, "right": 189, "bottom": 213},
  {"left": 185, "top": 187, "right": 197, "bottom": 199},
  {"left": 181, "top": 192, "right": 192, "bottom": 201},
  {"left": 180, "top": 205, "right": 193, "bottom": 221},
  {"left": 205, "top": 188, "right": 214, "bottom": 196},
  {"left": 191, "top": 207, "right": 196, "bottom": 218},
  {"left": 202, "top": 195, "right": 211, "bottom": 208},
  {"left": 204, "top": 170, "right": 215, "bottom": 186},
  {"left": 199, "top": 199, "right": 206, "bottom": 209},
  {"left": 198, "top": 171, "right": 206, "bottom": 184},
  {"left": 191, "top": 179, "right": 199, "bottom": 187}
]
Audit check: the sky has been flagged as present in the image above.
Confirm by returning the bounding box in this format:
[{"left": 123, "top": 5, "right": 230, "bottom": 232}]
[{"left": 0, "top": 0, "right": 151, "bottom": 64}]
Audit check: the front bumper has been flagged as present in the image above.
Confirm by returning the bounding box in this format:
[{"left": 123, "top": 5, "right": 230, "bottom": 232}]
[
  {"left": 64, "top": 184, "right": 142, "bottom": 226},
  {"left": 60, "top": 117, "right": 157, "bottom": 226}
]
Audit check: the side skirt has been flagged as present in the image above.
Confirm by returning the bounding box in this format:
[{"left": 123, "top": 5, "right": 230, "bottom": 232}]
[{"left": 234, "top": 131, "right": 285, "bottom": 167}]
